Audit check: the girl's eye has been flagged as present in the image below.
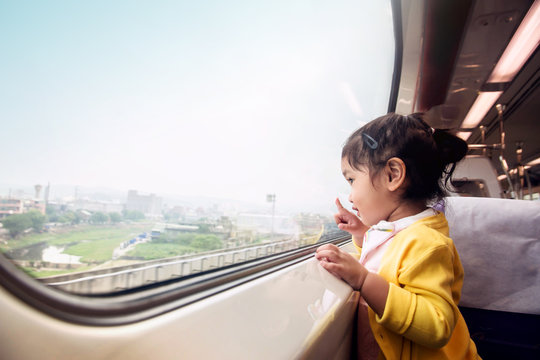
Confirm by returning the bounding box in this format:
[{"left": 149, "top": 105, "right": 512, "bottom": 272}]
[{"left": 347, "top": 178, "right": 354, "bottom": 184}]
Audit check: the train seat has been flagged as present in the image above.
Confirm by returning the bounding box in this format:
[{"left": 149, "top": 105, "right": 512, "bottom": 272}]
[{"left": 445, "top": 196, "right": 540, "bottom": 358}]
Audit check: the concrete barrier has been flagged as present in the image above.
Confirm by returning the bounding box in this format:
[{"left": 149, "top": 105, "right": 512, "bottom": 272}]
[{"left": 43, "top": 237, "right": 312, "bottom": 294}]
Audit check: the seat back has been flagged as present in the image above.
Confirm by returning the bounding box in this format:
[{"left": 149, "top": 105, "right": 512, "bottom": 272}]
[{"left": 445, "top": 196, "right": 540, "bottom": 315}]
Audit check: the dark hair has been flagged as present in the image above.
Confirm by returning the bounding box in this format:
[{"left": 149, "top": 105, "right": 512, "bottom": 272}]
[{"left": 342, "top": 113, "right": 468, "bottom": 203}]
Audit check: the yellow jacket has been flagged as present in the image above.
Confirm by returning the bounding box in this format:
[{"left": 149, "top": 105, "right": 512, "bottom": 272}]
[{"left": 366, "top": 212, "right": 480, "bottom": 359}]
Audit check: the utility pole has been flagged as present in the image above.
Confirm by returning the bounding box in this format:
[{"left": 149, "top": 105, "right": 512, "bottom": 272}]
[{"left": 266, "top": 194, "right": 276, "bottom": 239}]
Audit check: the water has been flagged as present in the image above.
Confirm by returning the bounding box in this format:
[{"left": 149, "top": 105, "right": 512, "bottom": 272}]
[
  {"left": 42, "top": 246, "right": 82, "bottom": 264},
  {"left": 4, "top": 242, "right": 82, "bottom": 264}
]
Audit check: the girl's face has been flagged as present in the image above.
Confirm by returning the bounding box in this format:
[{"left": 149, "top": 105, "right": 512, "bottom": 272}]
[{"left": 341, "top": 157, "right": 397, "bottom": 227}]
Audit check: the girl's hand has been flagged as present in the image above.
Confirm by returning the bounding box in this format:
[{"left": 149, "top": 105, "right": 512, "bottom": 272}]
[
  {"left": 315, "top": 243, "right": 368, "bottom": 290},
  {"left": 334, "top": 198, "right": 369, "bottom": 239}
]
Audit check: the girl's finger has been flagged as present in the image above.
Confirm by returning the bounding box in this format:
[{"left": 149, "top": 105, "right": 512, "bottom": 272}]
[
  {"left": 315, "top": 250, "right": 337, "bottom": 262},
  {"left": 319, "top": 260, "right": 341, "bottom": 277},
  {"left": 337, "top": 223, "right": 352, "bottom": 232},
  {"left": 335, "top": 198, "right": 346, "bottom": 210},
  {"left": 316, "top": 243, "right": 339, "bottom": 252}
]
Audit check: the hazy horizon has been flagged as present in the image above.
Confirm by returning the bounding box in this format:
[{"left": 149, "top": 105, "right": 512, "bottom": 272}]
[
  {"left": 0, "top": 181, "right": 333, "bottom": 215},
  {"left": 1, "top": 0, "right": 394, "bottom": 216}
]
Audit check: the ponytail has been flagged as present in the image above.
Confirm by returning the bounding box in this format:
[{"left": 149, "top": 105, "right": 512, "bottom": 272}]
[
  {"left": 433, "top": 129, "right": 468, "bottom": 187},
  {"left": 433, "top": 129, "right": 468, "bottom": 166}
]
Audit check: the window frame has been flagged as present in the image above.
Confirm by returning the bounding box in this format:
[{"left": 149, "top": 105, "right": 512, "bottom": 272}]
[{"left": 1, "top": 234, "right": 351, "bottom": 326}]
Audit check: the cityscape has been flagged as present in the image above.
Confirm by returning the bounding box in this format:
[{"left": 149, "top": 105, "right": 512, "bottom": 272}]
[{"left": 0, "top": 183, "right": 334, "bottom": 282}]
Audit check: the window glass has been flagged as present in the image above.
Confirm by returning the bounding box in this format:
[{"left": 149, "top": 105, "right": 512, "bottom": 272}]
[{"left": 0, "top": 0, "right": 394, "bottom": 293}]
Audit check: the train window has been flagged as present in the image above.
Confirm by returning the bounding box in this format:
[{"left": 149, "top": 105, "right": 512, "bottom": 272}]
[{"left": 0, "top": 0, "right": 395, "bottom": 301}]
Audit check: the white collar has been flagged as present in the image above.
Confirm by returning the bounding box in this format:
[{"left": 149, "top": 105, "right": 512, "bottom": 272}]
[{"left": 370, "top": 208, "right": 436, "bottom": 233}]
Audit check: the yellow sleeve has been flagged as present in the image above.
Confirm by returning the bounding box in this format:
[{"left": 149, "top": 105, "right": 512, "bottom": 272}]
[
  {"left": 351, "top": 236, "right": 362, "bottom": 260},
  {"left": 376, "top": 245, "right": 458, "bottom": 348}
]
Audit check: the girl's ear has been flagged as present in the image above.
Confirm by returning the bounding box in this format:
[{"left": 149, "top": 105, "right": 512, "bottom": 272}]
[{"left": 384, "top": 157, "right": 406, "bottom": 192}]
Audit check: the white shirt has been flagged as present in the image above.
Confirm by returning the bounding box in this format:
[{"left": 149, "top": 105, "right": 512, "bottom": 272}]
[{"left": 359, "top": 208, "right": 436, "bottom": 273}]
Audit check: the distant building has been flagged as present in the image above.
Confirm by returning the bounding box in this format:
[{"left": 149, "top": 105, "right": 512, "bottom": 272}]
[
  {"left": 153, "top": 222, "right": 199, "bottom": 234},
  {"left": 237, "top": 213, "right": 297, "bottom": 235},
  {"left": 164, "top": 206, "right": 186, "bottom": 222},
  {"left": 71, "top": 199, "right": 124, "bottom": 214},
  {"left": 126, "top": 190, "right": 162, "bottom": 217},
  {"left": 0, "top": 198, "right": 46, "bottom": 219}
]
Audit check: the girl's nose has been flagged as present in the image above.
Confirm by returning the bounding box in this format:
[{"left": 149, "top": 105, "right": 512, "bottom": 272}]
[{"left": 348, "top": 193, "right": 353, "bottom": 203}]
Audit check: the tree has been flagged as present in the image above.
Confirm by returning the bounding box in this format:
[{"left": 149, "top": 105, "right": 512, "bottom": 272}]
[
  {"left": 46, "top": 206, "right": 59, "bottom": 222},
  {"left": 26, "top": 210, "right": 47, "bottom": 232},
  {"left": 64, "top": 210, "right": 82, "bottom": 224},
  {"left": 90, "top": 212, "right": 109, "bottom": 224},
  {"left": 191, "top": 234, "right": 222, "bottom": 251},
  {"left": 123, "top": 210, "right": 145, "bottom": 221},
  {"left": 109, "top": 212, "right": 122, "bottom": 223},
  {"left": 1, "top": 214, "right": 32, "bottom": 238},
  {"left": 197, "top": 223, "right": 211, "bottom": 233}
]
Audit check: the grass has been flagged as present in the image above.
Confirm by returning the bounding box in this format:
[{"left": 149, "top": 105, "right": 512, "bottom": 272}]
[
  {"left": 128, "top": 233, "right": 225, "bottom": 260},
  {"left": 1, "top": 223, "right": 150, "bottom": 264},
  {"left": 1, "top": 223, "right": 228, "bottom": 278},
  {"left": 61, "top": 225, "right": 148, "bottom": 262}
]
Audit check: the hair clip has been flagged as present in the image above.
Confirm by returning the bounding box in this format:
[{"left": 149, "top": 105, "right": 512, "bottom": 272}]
[{"left": 362, "top": 133, "right": 378, "bottom": 149}]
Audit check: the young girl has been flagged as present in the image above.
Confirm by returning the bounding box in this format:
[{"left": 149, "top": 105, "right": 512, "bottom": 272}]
[{"left": 316, "top": 113, "right": 480, "bottom": 359}]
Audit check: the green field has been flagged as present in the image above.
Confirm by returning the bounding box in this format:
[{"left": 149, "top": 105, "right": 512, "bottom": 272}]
[
  {"left": 0, "top": 223, "right": 231, "bottom": 278},
  {"left": 126, "top": 233, "right": 224, "bottom": 260},
  {"left": 0, "top": 223, "right": 150, "bottom": 263}
]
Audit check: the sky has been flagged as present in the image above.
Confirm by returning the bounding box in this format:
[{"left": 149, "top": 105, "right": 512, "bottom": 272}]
[{"left": 0, "top": 0, "right": 394, "bottom": 215}]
